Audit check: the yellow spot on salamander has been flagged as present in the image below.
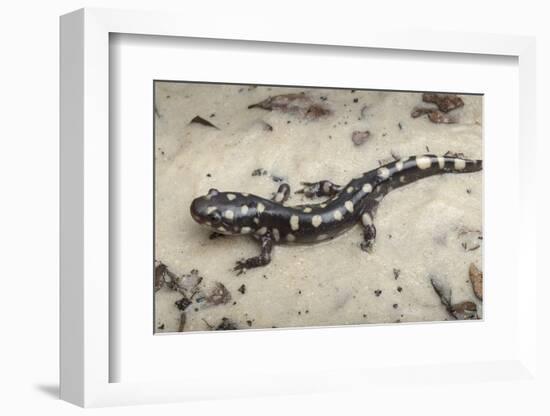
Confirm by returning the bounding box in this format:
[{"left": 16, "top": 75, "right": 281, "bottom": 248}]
[
  {"left": 290, "top": 215, "right": 300, "bottom": 231},
  {"left": 312, "top": 215, "right": 323, "bottom": 228}
]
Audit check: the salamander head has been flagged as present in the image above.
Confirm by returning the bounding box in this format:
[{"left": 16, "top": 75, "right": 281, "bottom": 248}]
[{"left": 190, "top": 188, "right": 257, "bottom": 235}]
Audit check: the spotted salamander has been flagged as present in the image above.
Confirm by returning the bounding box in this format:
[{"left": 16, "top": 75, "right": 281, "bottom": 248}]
[{"left": 190, "top": 154, "right": 482, "bottom": 274}]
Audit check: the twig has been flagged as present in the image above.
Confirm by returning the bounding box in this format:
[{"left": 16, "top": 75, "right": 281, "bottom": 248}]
[{"left": 178, "top": 312, "right": 187, "bottom": 332}]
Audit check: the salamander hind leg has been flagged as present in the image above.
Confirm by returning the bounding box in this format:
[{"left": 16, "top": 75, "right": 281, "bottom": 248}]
[
  {"left": 272, "top": 183, "right": 291, "bottom": 204},
  {"left": 234, "top": 234, "right": 274, "bottom": 275},
  {"left": 360, "top": 212, "right": 377, "bottom": 252},
  {"left": 359, "top": 198, "right": 379, "bottom": 253},
  {"left": 295, "top": 180, "right": 343, "bottom": 198}
]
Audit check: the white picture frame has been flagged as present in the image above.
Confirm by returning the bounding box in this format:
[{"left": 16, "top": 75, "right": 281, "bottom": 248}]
[{"left": 60, "top": 7, "right": 540, "bottom": 408}]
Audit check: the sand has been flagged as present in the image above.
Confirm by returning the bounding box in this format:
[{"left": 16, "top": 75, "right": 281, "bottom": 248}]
[{"left": 154, "top": 82, "right": 483, "bottom": 333}]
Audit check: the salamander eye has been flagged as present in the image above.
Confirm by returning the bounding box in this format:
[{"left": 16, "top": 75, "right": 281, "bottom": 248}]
[{"left": 208, "top": 212, "right": 222, "bottom": 225}]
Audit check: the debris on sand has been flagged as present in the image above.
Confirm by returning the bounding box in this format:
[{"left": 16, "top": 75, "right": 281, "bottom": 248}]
[
  {"left": 411, "top": 93, "right": 464, "bottom": 124},
  {"left": 248, "top": 92, "right": 331, "bottom": 120},
  {"left": 251, "top": 168, "right": 268, "bottom": 177},
  {"left": 190, "top": 115, "right": 219, "bottom": 129},
  {"left": 259, "top": 120, "right": 273, "bottom": 132},
  {"left": 175, "top": 296, "right": 192, "bottom": 311},
  {"left": 430, "top": 278, "right": 478, "bottom": 320},
  {"left": 351, "top": 130, "right": 370, "bottom": 146},
  {"left": 155, "top": 262, "right": 167, "bottom": 292},
  {"left": 457, "top": 227, "right": 482, "bottom": 252},
  {"left": 251, "top": 168, "right": 287, "bottom": 184},
  {"left": 449, "top": 301, "right": 478, "bottom": 320},
  {"left": 178, "top": 312, "right": 187, "bottom": 332},
  {"left": 209, "top": 232, "right": 226, "bottom": 240},
  {"left": 203, "top": 282, "right": 232, "bottom": 306},
  {"left": 469, "top": 263, "right": 483, "bottom": 300},
  {"left": 422, "top": 93, "right": 464, "bottom": 113},
  {"left": 215, "top": 317, "right": 238, "bottom": 330},
  {"left": 411, "top": 108, "right": 456, "bottom": 124},
  {"left": 444, "top": 150, "right": 466, "bottom": 158}
]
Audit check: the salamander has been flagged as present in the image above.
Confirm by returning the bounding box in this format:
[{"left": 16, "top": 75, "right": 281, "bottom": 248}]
[{"left": 190, "top": 154, "right": 482, "bottom": 274}]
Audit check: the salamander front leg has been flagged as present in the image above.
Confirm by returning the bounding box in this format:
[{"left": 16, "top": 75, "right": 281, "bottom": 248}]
[
  {"left": 272, "top": 183, "right": 291, "bottom": 204},
  {"left": 295, "top": 180, "right": 343, "bottom": 198},
  {"left": 234, "top": 234, "right": 274, "bottom": 275}
]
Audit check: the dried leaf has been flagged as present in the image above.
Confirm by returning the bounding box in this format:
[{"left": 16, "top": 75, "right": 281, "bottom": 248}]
[
  {"left": 304, "top": 104, "right": 331, "bottom": 119},
  {"left": 411, "top": 107, "right": 432, "bottom": 118},
  {"left": 190, "top": 115, "right": 219, "bottom": 129},
  {"left": 469, "top": 263, "right": 483, "bottom": 300},
  {"left": 154, "top": 262, "right": 167, "bottom": 292},
  {"left": 431, "top": 277, "right": 479, "bottom": 320},
  {"left": 450, "top": 301, "right": 478, "bottom": 320},
  {"left": 411, "top": 107, "right": 456, "bottom": 124},
  {"left": 248, "top": 93, "right": 331, "bottom": 120},
  {"left": 422, "top": 93, "right": 464, "bottom": 113},
  {"left": 427, "top": 110, "right": 456, "bottom": 124}
]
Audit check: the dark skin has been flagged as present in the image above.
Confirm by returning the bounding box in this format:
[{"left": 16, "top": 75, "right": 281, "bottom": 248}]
[
  {"left": 233, "top": 181, "right": 377, "bottom": 274},
  {"left": 188, "top": 155, "right": 483, "bottom": 275}
]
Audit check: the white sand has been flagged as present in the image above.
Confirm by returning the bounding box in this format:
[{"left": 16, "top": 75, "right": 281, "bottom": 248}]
[{"left": 154, "top": 82, "right": 482, "bottom": 333}]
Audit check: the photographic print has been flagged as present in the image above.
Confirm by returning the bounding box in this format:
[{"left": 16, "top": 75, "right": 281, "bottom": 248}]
[{"left": 154, "top": 82, "right": 483, "bottom": 333}]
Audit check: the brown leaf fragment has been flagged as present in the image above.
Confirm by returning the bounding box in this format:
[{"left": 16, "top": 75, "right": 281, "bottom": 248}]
[
  {"left": 469, "top": 263, "right": 483, "bottom": 300},
  {"left": 450, "top": 301, "right": 478, "bottom": 320},
  {"left": 431, "top": 278, "right": 479, "bottom": 320},
  {"left": 304, "top": 104, "right": 331, "bottom": 119},
  {"left": 411, "top": 107, "right": 456, "bottom": 124},
  {"left": 427, "top": 110, "right": 456, "bottom": 124},
  {"left": 411, "top": 107, "right": 432, "bottom": 118},
  {"left": 190, "top": 115, "right": 219, "bottom": 129},
  {"left": 154, "top": 262, "right": 167, "bottom": 292},
  {"left": 248, "top": 93, "right": 331, "bottom": 120},
  {"left": 422, "top": 93, "right": 464, "bottom": 113},
  {"left": 351, "top": 130, "right": 370, "bottom": 146},
  {"left": 248, "top": 92, "right": 308, "bottom": 111}
]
